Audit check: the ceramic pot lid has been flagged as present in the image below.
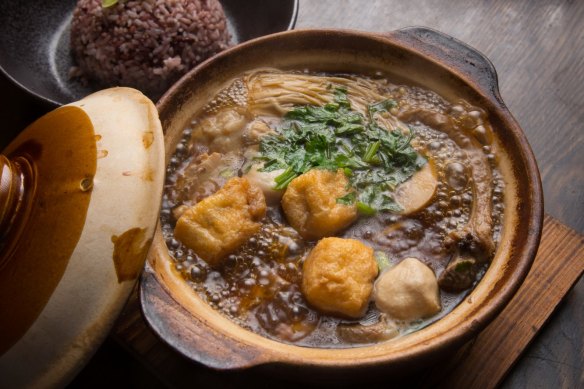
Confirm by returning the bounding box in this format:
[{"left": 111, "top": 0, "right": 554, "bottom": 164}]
[{"left": 0, "top": 87, "right": 165, "bottom": 388}]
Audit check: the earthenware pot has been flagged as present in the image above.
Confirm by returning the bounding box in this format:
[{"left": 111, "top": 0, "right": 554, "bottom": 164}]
[{"left": 144, "top": 27, "right": 543, "bottom": 378}]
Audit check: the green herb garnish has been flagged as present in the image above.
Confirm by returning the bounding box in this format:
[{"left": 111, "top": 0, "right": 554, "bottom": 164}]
[
  {"left": 455, "top": 260, "right": 474, "bottom": 273},
  {"left": 101, "top": 0, "right": 119, "bottom": 8},
  {"left": 374, "top": 251, "right": 392, "bottom": 272},
  {"left": 258, "top": 86, "right": 425, "bottom": 214},
  {"left": 336, "top": 192, "right": 357, "bottom": 205},
  {"left": 219, "top": 168, "right": 234, "bottom": 179}
]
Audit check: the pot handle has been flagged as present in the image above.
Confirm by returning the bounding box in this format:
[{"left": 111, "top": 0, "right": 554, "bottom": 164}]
[
  {"left": 139, "top": 264, "right": 273, "bottom": 369},
  {"left": 382, "top": 27, "right": 505, "bottom": 107}
]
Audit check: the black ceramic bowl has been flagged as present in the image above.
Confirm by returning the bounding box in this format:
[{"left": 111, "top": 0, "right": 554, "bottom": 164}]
[{"left": 0, "top": 0, "right": 298, "bottom": 107}]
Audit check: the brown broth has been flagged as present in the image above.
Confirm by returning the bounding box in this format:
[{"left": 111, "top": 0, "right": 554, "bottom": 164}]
[{"left": 160, "top": 71, "right": 505, "bottom": 348}]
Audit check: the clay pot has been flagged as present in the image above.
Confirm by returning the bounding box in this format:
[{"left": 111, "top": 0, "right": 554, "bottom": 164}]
[{"left": 144, "top": 27, "right": 543, "bottom": 377}]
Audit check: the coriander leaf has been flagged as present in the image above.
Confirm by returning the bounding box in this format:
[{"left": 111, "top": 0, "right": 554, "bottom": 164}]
[
  {"left": 258, "top": 85, "right": 424, "bottom": 214},
  {"left": 375, "top": 251, "right": 392, "bottom": 272},
  {"left": 274, "top": 167, "right": 298, "bottom": 190},
  {"left": 363, "top": 140, "right": 381, "bottom": 163},
  {"left": 368, "top": 99, "right": 398, "bottom": 121},
  {"left": 336, "top": 192, "right": 356, "bottom": 205},
  {"left": 334, "top": 87, "right": 351, "bottom": 108},
  {"left": 357, "top": 201, "right": 376, "bottom": 216}
]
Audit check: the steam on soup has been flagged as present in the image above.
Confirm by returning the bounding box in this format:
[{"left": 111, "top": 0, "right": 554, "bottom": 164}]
[{"left": 160, "top": 70, "right": 505, "bottom": 347}]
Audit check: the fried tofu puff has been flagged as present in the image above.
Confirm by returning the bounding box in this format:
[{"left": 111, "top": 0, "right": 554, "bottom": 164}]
[
  {"left": 302, "top": 238, "right": 378, "bottom": 319},
  {"left": 174, "top": 177, "right": 266, "bottom": 267},
  {"left": 282, "top": 169, "right": 357, "bottom": 239}
]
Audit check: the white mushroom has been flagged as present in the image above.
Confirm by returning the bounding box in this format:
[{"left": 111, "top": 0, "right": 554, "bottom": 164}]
[
  {"left": 373, "top": 257, "right": 441, "bottom": 321},
  {"left": 243, "top": 163, "right": 285, "bottom": 204},
  {"left": 393, "top": 161, "right": 438, "bottom": 215}
]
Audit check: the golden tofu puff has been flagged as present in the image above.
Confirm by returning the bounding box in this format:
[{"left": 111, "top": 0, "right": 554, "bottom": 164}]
[
  {"left": 302, "top": 237, "right": 378, "bottom": 319},
  {"left": 174, "top": 177, "right": 266, "bottom": 267},
  {"left": 281, "top": 169, "right": 357, "bottom": 239},
  {"left": 373, "top": 257, "right": 441, "bottom": 321}
]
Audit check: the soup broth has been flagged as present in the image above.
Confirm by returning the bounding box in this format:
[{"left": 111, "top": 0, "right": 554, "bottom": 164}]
[{"left": 160, "top": 70, "right": 505, "bottom": 348}]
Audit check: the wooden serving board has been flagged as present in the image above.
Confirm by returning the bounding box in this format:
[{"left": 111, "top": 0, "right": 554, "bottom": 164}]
[{"left": 111, "top": 215, "right": 584, "bottom": 388}]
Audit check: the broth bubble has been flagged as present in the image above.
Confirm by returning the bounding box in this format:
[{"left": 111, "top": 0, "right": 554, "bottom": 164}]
[{"left": 445, "top": 162, "right": 468, "bottom": 190}]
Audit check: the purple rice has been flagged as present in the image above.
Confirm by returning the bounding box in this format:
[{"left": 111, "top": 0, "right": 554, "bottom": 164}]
[{"left": 70, "top": 0, "right": 230, "bottom": 99}]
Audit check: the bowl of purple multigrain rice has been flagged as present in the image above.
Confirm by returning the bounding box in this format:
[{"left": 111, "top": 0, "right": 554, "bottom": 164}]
[{"left": 0, "top": 0, "right": 298, "bottom": 107}]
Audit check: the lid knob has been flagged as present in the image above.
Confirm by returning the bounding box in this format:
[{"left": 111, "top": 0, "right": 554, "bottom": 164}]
[{"left": 0, "top": 154, "right": 35, "bottom": 270}]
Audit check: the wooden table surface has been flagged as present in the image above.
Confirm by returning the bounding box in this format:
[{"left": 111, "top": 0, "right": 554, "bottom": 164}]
[{"left": 1, "top": 0, "right": 582, "bottom": 388}]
